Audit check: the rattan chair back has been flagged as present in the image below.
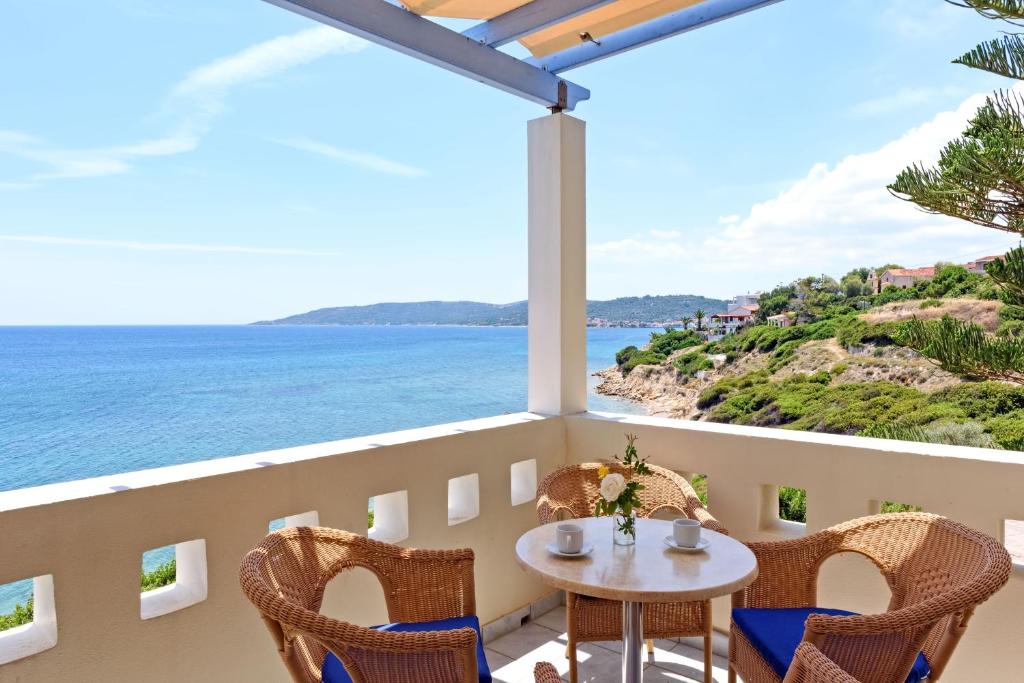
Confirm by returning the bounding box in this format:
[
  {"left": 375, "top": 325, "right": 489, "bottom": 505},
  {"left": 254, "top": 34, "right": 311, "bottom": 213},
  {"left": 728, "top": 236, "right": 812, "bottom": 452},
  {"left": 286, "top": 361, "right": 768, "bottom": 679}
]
[{"left": 536, "top": 462, "right": 724, "bottom": 533}]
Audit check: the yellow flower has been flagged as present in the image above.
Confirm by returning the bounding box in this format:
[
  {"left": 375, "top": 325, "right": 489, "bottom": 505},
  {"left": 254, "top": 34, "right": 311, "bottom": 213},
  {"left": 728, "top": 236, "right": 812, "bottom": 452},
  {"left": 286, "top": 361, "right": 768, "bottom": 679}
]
[{"left": 597, "top": 464, "right": 610, "bottom": 479}]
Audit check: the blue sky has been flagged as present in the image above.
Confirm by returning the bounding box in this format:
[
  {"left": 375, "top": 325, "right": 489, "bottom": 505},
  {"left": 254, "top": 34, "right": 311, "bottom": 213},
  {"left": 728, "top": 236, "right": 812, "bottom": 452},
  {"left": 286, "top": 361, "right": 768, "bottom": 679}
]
[{"left": 1, "top": 0, "right": 1020, "bottom": 324}]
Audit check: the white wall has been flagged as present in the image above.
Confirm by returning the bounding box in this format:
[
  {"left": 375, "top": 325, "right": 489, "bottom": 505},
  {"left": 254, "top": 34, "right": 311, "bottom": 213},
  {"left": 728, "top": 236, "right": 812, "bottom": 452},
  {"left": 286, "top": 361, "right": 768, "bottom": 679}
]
[
  {"left": 0, "top": 413, "right": 565, "bottom": 681},
  {"left": 1, "top": 412, "right": 1022, "bottom": 680}
]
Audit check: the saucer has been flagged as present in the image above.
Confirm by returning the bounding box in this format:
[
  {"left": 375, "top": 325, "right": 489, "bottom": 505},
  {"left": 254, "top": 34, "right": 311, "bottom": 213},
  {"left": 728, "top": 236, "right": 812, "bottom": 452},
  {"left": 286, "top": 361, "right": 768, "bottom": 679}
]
[
  {"left": 546, "top": 542, "right": 594, "bottom": 558},
  {"left": 663, "top": 536, "right": 710, "bottom": 553}
]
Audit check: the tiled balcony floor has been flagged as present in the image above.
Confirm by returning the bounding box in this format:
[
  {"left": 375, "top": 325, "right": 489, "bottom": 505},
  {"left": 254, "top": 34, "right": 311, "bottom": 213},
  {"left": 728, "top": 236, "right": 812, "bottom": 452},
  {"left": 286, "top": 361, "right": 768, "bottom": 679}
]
[{"left": 484, "top": 606, "right": 730, "bottom": 683}]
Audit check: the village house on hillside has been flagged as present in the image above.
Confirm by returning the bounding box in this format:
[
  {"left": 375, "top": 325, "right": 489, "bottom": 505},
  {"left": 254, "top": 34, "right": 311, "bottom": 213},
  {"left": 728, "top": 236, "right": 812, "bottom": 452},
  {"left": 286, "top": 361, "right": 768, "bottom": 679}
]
[
  {"left": 867, "top": 255, "right": 1003, "bottom": 294},
  {"left": 964, "top": 255, "right": 1002, "bottom": 274},
  {"left": 707, "top": 293, "right": 760, "bottom": 341},
  {"left": 867, "top": 266, "right": 936, "bottom": 294}
]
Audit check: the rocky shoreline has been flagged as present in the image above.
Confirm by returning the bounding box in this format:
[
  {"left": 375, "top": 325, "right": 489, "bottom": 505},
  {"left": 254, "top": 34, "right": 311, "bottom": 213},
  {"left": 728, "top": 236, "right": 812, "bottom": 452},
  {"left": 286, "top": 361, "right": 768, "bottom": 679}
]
[{"left": 595, "top": 337, "right": 961, "bottom": 421}]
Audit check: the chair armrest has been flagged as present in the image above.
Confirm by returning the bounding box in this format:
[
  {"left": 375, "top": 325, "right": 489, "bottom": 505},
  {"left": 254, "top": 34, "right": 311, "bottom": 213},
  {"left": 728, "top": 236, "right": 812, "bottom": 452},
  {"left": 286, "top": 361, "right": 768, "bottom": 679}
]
[
  {"left": 801, "top": 622, "right": 928, "bottom": 683},
  {"left": 537, "top": 500, "right": 575, "bottom": 525},
  {"left": 690, "top": 506, "right": 727, "bottom": 535},
  {"left": 732, "top": 535, "right": 832, "bottom": 609},
  {"left": 783, "top": 643, "right": 858, "bottom": 683},
  {"left": 534, "top": 662, "right": 562, "bottom": 683}
]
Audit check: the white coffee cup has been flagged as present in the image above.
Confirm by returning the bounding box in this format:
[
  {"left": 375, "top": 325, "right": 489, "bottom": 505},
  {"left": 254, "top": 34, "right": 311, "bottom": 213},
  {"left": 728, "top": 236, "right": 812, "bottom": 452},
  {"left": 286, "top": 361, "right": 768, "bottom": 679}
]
[
  {"left": 673, "top": 518, "right": 701, "bottom": 548},
  {"left": 556, "top": 523, "right": 584, "bottom": 554}
]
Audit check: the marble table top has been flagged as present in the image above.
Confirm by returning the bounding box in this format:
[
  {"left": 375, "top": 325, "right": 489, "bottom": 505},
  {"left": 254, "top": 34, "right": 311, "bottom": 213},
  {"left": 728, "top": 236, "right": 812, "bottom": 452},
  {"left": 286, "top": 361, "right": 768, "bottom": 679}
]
[{"left": 515, "top": 517, "right": 758, "bottom": 603}]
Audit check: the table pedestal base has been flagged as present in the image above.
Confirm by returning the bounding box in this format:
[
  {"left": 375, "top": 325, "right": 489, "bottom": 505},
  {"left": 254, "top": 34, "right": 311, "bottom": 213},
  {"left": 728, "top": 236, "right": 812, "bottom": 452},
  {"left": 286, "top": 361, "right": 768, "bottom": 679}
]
[{"left": 622, "top": 600, "right": 643, "bottom": 683}]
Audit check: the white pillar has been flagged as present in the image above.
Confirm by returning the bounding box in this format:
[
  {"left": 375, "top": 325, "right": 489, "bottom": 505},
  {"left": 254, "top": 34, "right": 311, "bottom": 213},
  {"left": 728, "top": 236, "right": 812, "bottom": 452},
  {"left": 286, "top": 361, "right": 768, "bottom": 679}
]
[{"left": 528, "top": 113, "right": 587, "bottom": 415}]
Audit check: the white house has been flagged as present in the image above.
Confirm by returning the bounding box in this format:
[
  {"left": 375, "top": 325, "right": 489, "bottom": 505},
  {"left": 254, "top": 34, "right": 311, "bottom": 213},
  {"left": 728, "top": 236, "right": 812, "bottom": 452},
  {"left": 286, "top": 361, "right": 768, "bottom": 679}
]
[{"left": 965, "top": 255, "right": 1002, "bottom": 274}]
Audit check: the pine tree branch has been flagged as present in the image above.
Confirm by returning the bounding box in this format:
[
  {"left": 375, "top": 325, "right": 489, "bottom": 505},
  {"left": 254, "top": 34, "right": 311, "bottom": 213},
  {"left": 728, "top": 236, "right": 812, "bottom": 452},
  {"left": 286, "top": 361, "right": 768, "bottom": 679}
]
[
  {"left": 984, "top": 245, "right": 1024, "bottom": 304},
  {"left": 948, "top": 1, "right": 1024, "bottom": 21},
  {"left": 955, "top": 34, "right": 1024, "bottom": 80},
  {"left": 889, "top": 92, "right": 1024, "bottom": 234}
]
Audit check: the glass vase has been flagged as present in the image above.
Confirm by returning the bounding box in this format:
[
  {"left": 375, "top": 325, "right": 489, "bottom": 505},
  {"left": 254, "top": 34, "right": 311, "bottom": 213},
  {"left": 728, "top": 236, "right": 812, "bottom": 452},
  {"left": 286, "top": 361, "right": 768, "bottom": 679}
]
[{"left": 612, "top": 510, "right": 637, "bottom": 546}]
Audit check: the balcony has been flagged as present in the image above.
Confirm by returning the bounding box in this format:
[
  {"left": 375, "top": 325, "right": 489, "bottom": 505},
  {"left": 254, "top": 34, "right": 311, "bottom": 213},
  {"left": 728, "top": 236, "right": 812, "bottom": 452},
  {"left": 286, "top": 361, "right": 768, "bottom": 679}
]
[{"left": 1, "top": 411, "right": 1021, "bottom": 680}]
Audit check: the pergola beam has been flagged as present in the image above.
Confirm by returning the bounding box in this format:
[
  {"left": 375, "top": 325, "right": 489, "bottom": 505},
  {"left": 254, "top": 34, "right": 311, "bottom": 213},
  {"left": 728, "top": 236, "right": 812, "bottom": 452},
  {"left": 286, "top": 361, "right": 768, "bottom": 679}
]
[
  {"left": 462, "top": 0, "right": 615, "bottom": 48},
  {"left": 528, "top": 0, "right": 783, "bottom": 73},
  {"left": 263, "top": 0, "right": 589, "bottom": 110}
]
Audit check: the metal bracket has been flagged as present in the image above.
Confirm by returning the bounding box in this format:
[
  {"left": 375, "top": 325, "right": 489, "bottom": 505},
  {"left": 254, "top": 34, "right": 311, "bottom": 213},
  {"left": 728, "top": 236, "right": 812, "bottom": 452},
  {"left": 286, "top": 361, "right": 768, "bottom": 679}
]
[{"left": 549, "top": 81, "right": 569, "bottom": 113}]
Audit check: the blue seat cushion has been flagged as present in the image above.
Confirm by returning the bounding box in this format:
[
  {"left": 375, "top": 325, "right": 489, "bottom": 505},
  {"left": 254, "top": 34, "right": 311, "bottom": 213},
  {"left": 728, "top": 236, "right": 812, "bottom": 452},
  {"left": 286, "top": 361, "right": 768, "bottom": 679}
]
[
  {"left": 322, "top": 614, "right": 491, "bottom": 683},
  {"left": 732, "top": 607, "right": 930, "bottom": 682}
]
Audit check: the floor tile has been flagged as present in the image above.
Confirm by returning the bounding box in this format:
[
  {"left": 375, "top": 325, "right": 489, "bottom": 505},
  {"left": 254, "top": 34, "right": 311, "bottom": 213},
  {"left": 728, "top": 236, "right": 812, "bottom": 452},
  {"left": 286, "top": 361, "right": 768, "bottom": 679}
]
[
  {"left": 647, "top": 642, "right": 730, "bottom": 683},
  {"left": 532, "top": 605, "right": 568, "bottom": 632},
  {"left": 489, "top": 623, "right": 565, "bottom": 660}
]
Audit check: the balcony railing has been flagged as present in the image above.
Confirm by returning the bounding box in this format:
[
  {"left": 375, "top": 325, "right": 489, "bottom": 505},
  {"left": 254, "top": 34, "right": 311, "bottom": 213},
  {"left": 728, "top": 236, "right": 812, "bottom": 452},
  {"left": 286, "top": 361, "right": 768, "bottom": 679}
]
[{"left": 0, "top": 411, "right": 1021, "bottom": 680}]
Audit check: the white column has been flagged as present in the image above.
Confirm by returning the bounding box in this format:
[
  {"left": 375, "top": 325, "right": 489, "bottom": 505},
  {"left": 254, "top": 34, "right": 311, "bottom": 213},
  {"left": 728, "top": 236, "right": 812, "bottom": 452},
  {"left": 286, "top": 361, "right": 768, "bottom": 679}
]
[{"left": 527, "top": 113, "right": 587, "bottom": 415}]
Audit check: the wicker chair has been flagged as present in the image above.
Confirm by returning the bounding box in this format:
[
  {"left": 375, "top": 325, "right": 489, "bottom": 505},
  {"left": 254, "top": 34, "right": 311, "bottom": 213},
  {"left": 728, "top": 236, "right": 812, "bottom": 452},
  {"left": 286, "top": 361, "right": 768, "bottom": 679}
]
[
  {"left": 537, "top": 462, "right": 727, "bottom": 683},
  {"left": 729, "top": 513, "right": 1012, "bottom": 683},
  {"left": 782, "top": 643, "right": 860, "bottom": 683},
  {"left": 534, "top": 662, "right": 562, "bottom": 683},
  {"left": 240, "top": 526, "right": 488, "bottom": 683}
]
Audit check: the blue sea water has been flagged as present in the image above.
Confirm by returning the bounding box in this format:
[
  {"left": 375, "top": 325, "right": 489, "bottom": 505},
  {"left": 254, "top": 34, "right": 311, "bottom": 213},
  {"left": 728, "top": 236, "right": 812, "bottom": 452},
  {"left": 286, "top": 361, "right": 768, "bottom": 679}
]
[{"left": 0, "top": 325, "right": 651, "bottom": 612}]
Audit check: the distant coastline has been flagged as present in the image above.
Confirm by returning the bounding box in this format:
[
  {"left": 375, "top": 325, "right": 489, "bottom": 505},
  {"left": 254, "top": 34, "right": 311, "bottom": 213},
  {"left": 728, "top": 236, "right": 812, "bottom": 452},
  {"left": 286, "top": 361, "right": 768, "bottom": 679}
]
[{"left": 254, "top": 295, "right": 728, "bottom": 328}]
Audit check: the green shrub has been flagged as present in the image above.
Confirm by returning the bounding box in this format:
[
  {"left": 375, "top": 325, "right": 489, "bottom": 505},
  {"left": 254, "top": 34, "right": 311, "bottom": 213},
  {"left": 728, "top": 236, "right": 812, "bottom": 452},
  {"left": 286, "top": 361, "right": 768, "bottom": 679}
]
[
  {"left": 860, "top": 421, "right": 996, "bottom": 448},
  {"left": 696, "top": 384, "right": 731, "bottom": 409},
  {"left": 690, "top": 474, "right": 708, "bottom": 506},
  {"left": 920, "top": 299, "right": 942, "bottom": 309},
  {"left": 141, "top": 560, "right": 177, "bottom": 592},
  {"left": 836, "top": 318, "right": 897, "bottom": 347},
  {"left": 613, "top": 329, "right": 704, "bottom": 374},
  {"left": 0, "top": 601, "right": 33, "bottom": 632},
  {"left": 779, "top": 487, "right": 807, "bottom": 523},
  {"left": 808, "top": 370, "right": 832, "bottom": 384},
  {"left": 647, "top": 329, "right": 703, "bottom": 357},
  {"left": 997, "top": 319, "right": 1024, "bottom": 338},
  {"left": 616, "top": 345, "right": 639, "bottom": 366},
  {"left": 831, "top": 363, "right": 848, "bottom": 376},
  {"left": 984, "top": 411, "right": 1024, "bottom": 450},
  {"left": 881, "top": 501, "right": 923, "bottom": 514},
  {"left": 931, "top": 382, "right": 1024, "bottom": 418},
  {"left": 368, "top": 510, "right": 375, "bottom": 528},
  {"left": 707, "top": 375, "right": 929, "bottom": 434},
  {"left": 674, "top": 352, "right": 713, "bottom": 377},
  {"left": 621, "top": 350, "right": 665, "bottom": 373}
]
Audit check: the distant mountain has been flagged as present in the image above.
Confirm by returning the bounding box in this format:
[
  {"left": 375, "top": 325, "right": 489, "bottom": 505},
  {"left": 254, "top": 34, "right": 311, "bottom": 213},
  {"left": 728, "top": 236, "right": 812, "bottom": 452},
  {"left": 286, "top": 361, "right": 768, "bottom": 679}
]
[{"left": 253, "top": 295, "right": 728, "bottom": 327}]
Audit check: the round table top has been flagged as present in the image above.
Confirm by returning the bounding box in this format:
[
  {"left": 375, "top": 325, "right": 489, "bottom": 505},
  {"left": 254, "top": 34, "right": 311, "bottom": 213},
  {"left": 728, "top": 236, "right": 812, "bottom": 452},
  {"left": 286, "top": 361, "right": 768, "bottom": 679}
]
[{"left": 515, "top": 517, "right": 758, "bottom": 603}]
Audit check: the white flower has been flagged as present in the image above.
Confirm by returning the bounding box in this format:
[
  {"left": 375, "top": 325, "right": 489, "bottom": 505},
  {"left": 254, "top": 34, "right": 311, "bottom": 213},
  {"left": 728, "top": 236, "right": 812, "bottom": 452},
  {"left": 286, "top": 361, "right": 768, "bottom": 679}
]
[{"left": 600, "top": 473, "right": 627, "bottom": 502}]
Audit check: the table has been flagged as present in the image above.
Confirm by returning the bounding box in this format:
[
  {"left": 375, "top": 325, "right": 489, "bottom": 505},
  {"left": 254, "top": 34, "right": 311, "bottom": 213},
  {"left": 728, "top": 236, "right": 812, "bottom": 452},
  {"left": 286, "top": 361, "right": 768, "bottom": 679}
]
[{"left": 515, "top": 517, "right": 758, "bottom": 683}]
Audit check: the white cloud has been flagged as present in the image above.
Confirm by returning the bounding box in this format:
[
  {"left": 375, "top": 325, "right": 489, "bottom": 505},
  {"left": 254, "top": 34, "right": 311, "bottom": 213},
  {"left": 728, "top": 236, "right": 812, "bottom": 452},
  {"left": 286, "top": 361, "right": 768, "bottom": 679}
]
[
  {"left": 648, "top": 229, "right": 681, "bottom": 239},
  {"left": 849, "top": 86, "right": 966, "bottom": 119},
  {"left": 0, "top": 26, "right": 368, "bottom": 185},
  {"left": 879, "top": 0, "right": 962, "bottom": 40},
  {"left": 589, "top": 89, "right": 1022, "bottom": 289},
  {"left": 271, "top": 137, "right": 427, "bottom": 178},
  {"left": 173, "top": 26, "right": 363, "bottom": 97},
  {"left": 0, "top": 234, "right": 339, "bottom": 256}
]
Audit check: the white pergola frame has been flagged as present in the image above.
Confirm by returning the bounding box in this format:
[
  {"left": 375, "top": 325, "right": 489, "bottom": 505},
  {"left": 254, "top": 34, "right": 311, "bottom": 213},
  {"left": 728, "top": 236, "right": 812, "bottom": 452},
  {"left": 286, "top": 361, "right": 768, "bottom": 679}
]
[{"left": 263, "top": 0, "right": 783, "bottom": 110}]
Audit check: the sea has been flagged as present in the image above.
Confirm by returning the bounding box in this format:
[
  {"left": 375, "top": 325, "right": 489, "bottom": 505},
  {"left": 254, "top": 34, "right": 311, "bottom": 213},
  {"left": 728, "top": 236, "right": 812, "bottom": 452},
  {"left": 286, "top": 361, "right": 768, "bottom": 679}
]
[{"left": 0, "top": 325, "right": 651, "bottom": 612}]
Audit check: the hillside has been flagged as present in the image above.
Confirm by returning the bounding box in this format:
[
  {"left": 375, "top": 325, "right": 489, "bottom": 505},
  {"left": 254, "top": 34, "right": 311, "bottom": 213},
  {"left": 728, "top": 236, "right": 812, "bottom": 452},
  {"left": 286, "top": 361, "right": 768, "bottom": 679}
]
[
  {"left": 597, "top": 263, "right": 1024, "bottom": 451},
  {"left": 254, "top": 294, "right": 728, "bottom": 327}
]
